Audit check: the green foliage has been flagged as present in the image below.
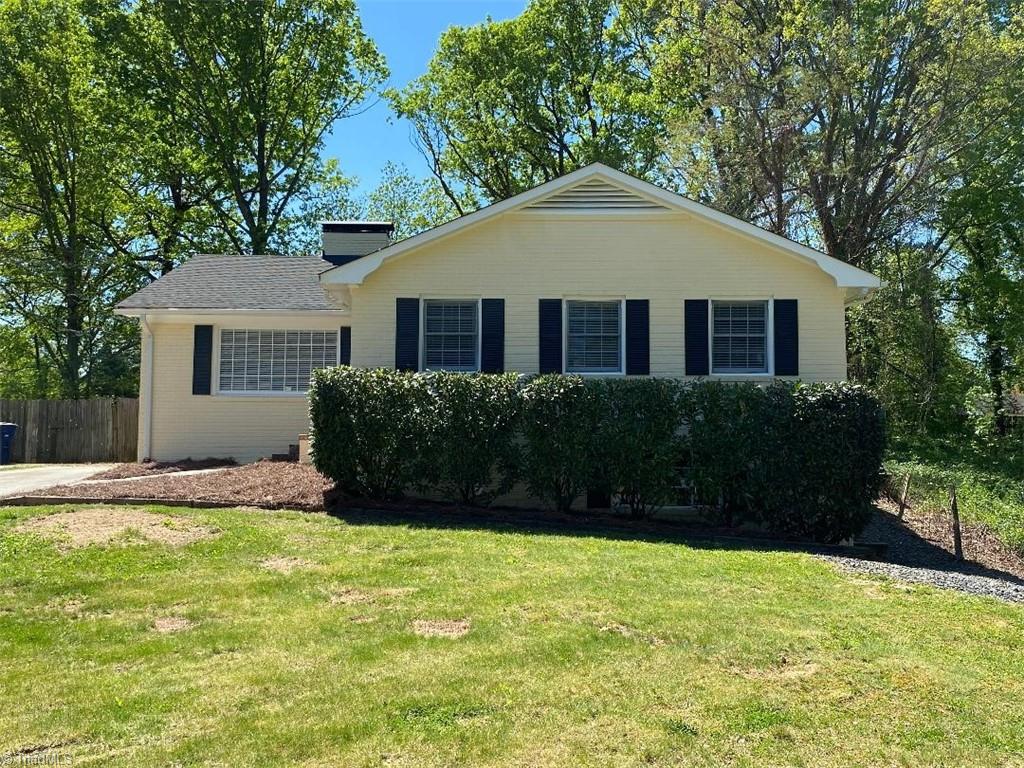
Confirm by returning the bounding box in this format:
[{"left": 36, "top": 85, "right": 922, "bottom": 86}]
[
  {"left": 419, "top": 372, "right": 523, "bottom": 505},
  {"left": 309, "top": 367, "right": 429, "bottom": 500},
  {"left": 678, "top": 382, "right": 768, "bottom": 524},
  {"left": 517, "top": 375, "right": 604, "bottom": 513},
  {"left": 847, "top": 246, "right": 977, "bottom": 436},
  {"left": 886, "top": 438, "right": 1024, "bottom": 554},
  {"left": 127, "top": 0, "right": 387, "bottom": 255},
  {"left": 679, "top": 382, "right": 886, "bottom": 541},
  {"left": 592, "top": 378, "right": 684, "bottom": 517},
  {"left": 390, "top": 0, "right": 666, "bottom": 209},
  {"left": 364, "top": 162, "right": 462, "bottom": 241},
  {"left": 756, "top": 384, "right": 887, "bottom": 543},
  {"left": 0, "top": 0, "right": 141, "bottom": 398},
  {"left": 310, "top": 369, "right": 885, "bottom": 541}
]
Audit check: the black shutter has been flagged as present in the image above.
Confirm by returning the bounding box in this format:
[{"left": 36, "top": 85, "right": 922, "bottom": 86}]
[
  {"left": 625, "top": 299, "right": 650, "bottom": 375},
  {"left": 480, "top": 298, "right": 505, "bottom": 373},
  {"left": 192, "top": 325, "right": 213, "bottom": 395},
  {"left": 395, "top": 298, "right": 420, "bottom": 371},
  {"left": 339, "top": 326, "right": 351, "bottom": 366},
  {"left": 538, "top": 299, "right": 563, "bottom": 374},
  {"left": 773, "top": 299, "right": 799, "bottom": 376},
  {"left": 684, "top": 300, "right": 710, "bottom": 376}
]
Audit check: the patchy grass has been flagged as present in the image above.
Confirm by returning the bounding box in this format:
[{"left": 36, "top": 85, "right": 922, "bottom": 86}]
[{"left": 1, "top": 503, "right": 1022, "bottom": 766}]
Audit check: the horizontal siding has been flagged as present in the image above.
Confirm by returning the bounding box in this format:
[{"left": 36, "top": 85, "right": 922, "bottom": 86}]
[
  {"left": 322, "top": 231, "right": 390, "bottom": 256},
  {"left": 147, "top": 318, "right": 343, "bottom": 462},
  {"left": 350, "top": 213, "right": 848, "bottom": 381}
]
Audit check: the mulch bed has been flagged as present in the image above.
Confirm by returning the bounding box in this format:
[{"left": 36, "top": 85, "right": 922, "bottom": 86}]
[
  {"left": 40, "top": 461, "right": 330, "bottom": 511},
  {"left": 870, "top": 498, "right": 1024, "bottom": 580},
  {"left": 87, "top": 458, "right": 237, "bottom": 481}
]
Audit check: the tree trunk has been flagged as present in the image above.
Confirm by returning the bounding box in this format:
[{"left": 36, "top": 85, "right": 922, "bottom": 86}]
[{"left": 984, "top": 330, "right": 1008, "bottom": 436}]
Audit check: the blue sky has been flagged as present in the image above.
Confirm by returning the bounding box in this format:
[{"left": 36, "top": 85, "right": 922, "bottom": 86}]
[{"left": 322, "top": 0, "right": 529, "bottom": 195}]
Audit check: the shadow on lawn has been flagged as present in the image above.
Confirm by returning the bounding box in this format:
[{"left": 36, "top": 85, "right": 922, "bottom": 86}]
[{"left": 327, "top": 499, "right": 1024, "bottom": 587}]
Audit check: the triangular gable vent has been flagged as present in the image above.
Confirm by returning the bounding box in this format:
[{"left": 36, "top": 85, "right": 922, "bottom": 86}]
[{"left": 524, "top": 178, "right": 671, "bottom": 213}]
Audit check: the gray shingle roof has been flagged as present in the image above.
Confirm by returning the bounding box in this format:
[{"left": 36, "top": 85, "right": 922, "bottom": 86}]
[{"left": 118, "top": 253, "right": 342, "bottom": 311}]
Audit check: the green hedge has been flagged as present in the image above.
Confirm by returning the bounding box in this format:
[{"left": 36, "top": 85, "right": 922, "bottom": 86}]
[{"left": 309, "top": 368, "right": 886, "bottom": 542}]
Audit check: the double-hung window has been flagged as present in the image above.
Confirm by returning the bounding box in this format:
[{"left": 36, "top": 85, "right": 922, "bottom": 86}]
[
  {"left": 565, "top": 300, "right": 622, "bottom": 374},
  {"left": 711, "top": 300, "right": 769, "bottom": 374},
  {"left": 218, "top": 329, "right": 338, "bottom": 393},
  {"left": 423, "top": 300, "right": 479, "bottom": 371}
]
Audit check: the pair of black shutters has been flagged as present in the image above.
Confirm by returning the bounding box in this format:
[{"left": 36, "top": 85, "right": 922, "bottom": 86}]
[
  {"left": 395, "top": 298, "right": 506, "bottom": 373},
  {"left": 683, "top": 299, "right": 798, "bottom": 376},
  {"left": 190, "top": 325, "right": 352, "bottom": 395},
  {"left": 393, "top": 297, "right": 798, "bottom": 375}
]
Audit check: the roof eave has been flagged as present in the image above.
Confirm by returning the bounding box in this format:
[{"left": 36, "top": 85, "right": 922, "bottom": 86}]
[{"left": 115, "top": 307, "right": 350, "bottom": 317}]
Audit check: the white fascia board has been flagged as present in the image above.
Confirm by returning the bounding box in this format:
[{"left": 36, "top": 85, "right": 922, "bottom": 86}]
[{"left": 319, "top": 162, "right": 882, "bottom": 291}]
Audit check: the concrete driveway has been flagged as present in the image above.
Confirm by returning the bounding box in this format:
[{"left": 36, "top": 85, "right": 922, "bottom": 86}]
[{"left": 0, "top": 464, "right": 115, "bottom": 498}]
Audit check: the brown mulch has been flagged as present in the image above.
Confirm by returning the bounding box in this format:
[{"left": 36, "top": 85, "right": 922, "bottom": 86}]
[
  {"left": 39, "top": 461, "right": 331, "bottom": 511},
  {"left": 873, "top": 498, "right": 1024, "bottom": 580},
  {"left": 88, "top": 458, "right": 237, "bottom": 481}
]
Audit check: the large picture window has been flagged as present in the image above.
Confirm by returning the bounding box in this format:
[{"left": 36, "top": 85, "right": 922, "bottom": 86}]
[
  {"left": 423, "top": 300, "right": 479, "bottom": 371},
  {"left": 711, "top": 301, "right": 768, "bottom": 373},
  {"left": 566, "top": 300, "right": 622, "bottom": 373},
  {"left": 218, "top": 329, "right": 338, "bottom": 393}
]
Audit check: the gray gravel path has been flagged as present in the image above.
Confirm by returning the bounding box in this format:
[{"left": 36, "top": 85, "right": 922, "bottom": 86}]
[
  {"left": 817, "top": 510, "right": 1024, "bottom": 603},
  {"left": 818, "top": 554, "right": 1024, "bottom": 603}
]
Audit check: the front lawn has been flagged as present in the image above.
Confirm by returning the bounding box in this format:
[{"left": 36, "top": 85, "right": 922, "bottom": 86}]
[{"left": 1, "top": 504, "right": 1022, "bottom": 766}]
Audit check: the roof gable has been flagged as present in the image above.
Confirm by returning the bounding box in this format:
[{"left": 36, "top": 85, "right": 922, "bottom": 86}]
[{"left": 320, "top": 163, "right": 881, "bottom": 297}]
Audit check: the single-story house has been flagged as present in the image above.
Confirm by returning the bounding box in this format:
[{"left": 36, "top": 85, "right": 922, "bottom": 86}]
[{"left": 116, "top": 163, "right": 881, "bottom": 462}]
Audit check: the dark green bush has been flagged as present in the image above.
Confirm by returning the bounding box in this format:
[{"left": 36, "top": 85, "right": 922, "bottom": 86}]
[
  {"left": 592, "top": 378, "right": 684, "bottom": 517},
  {"left": 309, "top": 368, "right": 885, "bottom": 542},
  {"left": 518, "top": 374, "right": 603, "bottom": 513},
  {"left": 419, "top": 371, "right": 522, "bottom": 505},
  {"left": 308, "top": 366, "right": 429, "bottom": 499},
  {"left": 754, "top": 383, "right": 887, "bottom": 542},
  {"left": 678, "top": 381, "right": 768, "bottom": 525}
]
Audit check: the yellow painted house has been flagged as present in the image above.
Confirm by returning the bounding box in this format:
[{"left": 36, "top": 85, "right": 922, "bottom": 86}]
[{"left": 116, "top": 164, "right": 881, "bottom": 462}]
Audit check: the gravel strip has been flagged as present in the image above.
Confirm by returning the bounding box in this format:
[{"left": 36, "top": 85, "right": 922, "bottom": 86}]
[
  {"left": 819, "top": 554, "right": 1024, "bottom": 603},
  {"left": 818, "top": 507, "right": 1024, "bottom": 603}
]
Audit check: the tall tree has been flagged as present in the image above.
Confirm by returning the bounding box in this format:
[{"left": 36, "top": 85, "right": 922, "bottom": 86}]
[
  {"left": 135, "top": 0, "right": 387, "bottom": 254},
  {"left": 90, "top": 2, "right": 229, "bottom": 279},
  {"left": 0, "top": 0, "right": 138, "bottom": 397},
  {"left": 641, "top": 0, "right": 1018, "bottom": 270},
  {"left": 391, "top": 0, "right": 665, "bottom": 209},
  {"left": 364, "top": 163, "right": 461, "bottom": 241},
  {"left": 942, "top": 39, "right": 1024, "bottom": 434}
]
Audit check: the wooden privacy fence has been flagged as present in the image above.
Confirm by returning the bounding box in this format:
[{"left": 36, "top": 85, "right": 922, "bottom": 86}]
[{"left": 0, "top": 398, "right": 138, "bottom": 463}]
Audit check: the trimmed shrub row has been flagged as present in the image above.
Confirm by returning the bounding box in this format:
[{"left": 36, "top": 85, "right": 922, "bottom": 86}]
[{"left": 309, "top": 368, "right": 886, "bottom": 542}]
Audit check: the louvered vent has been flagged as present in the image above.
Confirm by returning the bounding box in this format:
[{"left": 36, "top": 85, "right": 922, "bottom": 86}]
[{"left": 526, "top": 179, "right": 671, "bottom": 212}]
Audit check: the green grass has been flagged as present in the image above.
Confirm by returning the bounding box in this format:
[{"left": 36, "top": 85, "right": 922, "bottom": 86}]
[
  {"left": 887, "top": 438, "right": 1024, "bottom": 553},
  {"left": 1, "top": 503, "right": 1023, "bottom": 766}
]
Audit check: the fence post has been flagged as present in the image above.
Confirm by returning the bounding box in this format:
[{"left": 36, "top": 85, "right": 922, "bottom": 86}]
[
  {"left": 949, "top": 486, "right": 963, "bottom": 561},
  {"left": 897, "top": 473, "right": 912, "bottom": 520}
]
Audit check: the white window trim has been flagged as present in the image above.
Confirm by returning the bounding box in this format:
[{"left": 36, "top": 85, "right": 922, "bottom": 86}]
[
  {"left": 419, "top": 297, "right": 482, "bottom": 373},
  {"left": 707, "top": 298, "right": 774, "bottom": 377},
  {"left": 214, "top": 327, "right": 341, "bottom": 397},
  {"left": 563, "top": 297, "right": 626, "bottom": 376}
]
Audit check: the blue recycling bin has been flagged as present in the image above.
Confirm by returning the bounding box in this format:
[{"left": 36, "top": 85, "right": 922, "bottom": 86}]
[{"left": 0, "top": 422, "right": 17, "bottom": 465}]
